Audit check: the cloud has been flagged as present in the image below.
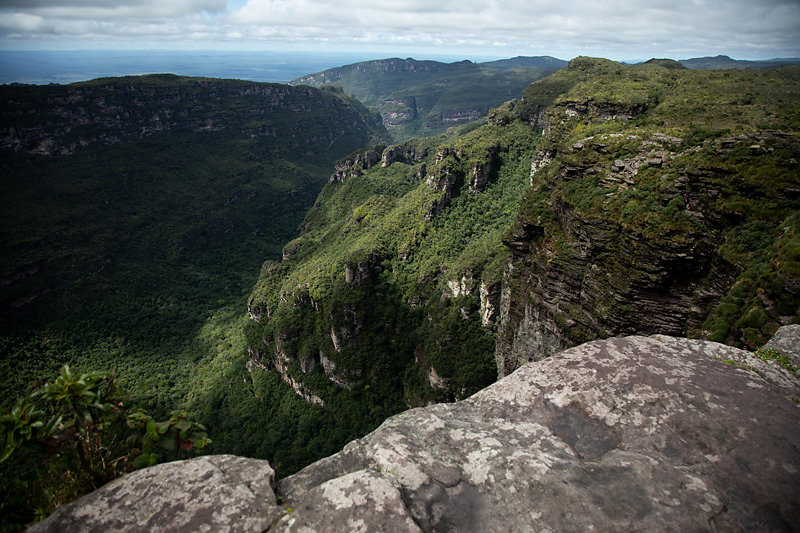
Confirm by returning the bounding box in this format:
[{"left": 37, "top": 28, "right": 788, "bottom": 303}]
[
  {"left": 0, "top": 0, "right": 226, "bottom": 18},
  {"left": 0, "top": 0, "right": 797, "bottom": 59},
  {"left": 221, "top": 0, "right": 800, "bottom": 57}
]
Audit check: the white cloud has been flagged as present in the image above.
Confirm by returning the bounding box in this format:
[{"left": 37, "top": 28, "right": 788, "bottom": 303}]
[{"left": 0, "top": 0, "right": 797, "bottom": 59}]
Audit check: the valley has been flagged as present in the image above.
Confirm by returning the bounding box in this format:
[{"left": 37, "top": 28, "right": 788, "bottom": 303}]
[
  {"left": 1, "top": 55, "right": 799, "bottom": 531},
  {"left": 0, "top": 75, "right": 389, "bottom": 492}
]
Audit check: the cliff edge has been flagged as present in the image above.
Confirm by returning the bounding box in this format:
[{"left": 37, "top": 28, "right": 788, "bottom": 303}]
[{"left": 32, "top": 328, "right": 800, "bottom": 531}]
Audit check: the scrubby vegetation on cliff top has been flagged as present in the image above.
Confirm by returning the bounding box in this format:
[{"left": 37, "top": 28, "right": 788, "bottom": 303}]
[{"left": 497, "top": 58, "right": 799, "bottom": 370}]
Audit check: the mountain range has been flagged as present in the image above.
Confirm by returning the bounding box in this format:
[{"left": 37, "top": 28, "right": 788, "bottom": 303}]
[{"left": 290, "top": 54, "right": 800, "bottom": 141}]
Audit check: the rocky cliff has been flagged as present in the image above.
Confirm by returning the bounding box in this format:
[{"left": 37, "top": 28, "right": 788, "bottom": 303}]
[
  {"left": 495, "top": 58, "right": 800, "bottom": 376},
  {"left": 244, "top": 118, "right": 537, "bottom": 422},
  {"left": 31, "top": 330, "right": 800, "bottom": 531},
  {"left": 238, "top": 60, "right": 800, "bottom": 472},
  {"left": 0, "top": 75, "right": 386, "bottom": 156}
]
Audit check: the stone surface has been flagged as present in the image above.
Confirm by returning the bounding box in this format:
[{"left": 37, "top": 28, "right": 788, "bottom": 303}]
[
  {"left": 763, "top": 324, "right": 800, "bottom": 367},
  {"left": 30, "top": 455, "right": 282, "bottom": 533},
  {"left": 33, "top": 335, "right": 800, "bottom": 532},
  {"left": 277, "top": 335, "right": 800, "bottom": 532}
]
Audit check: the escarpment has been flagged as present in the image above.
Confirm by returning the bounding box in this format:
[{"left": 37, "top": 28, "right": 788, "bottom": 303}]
[
  {"left": 244, "top": 112, "right": 538, "bottom": 419},
  {"left": 290, "top": 56, "right": 567, "bottom": 140},
  {"left": 0, "top": 75, "right": 387, "bottom": 156},
  {"left": 245, "top": 59, "right": 800, "bottom": 442},
  {"left": 495, "top": 60, "right": 800, "bottom": 376}
]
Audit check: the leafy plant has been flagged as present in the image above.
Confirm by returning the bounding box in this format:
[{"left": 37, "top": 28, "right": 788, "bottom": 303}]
[
  {"left": 0, "top": 365, "right": 210, "bottom": 531},
  {"left": 126, "top": 409, "right": 211, "bottom": 468}
]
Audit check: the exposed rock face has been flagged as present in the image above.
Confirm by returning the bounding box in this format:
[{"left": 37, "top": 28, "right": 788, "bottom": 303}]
[
  {"left": 330, "top": 146, "right": 385, "bottom": 183},
  {"left": 496, "top": 130, "right": 798, "bottom": 377},
  {"left": 425, "top": 147, "right": 464, "bottom": 218},
  {"left": 378, "top": 96, "right": 418, "bottom": 128},
  {"left": 479, "top": 281, "right": 501, "bottom": 327},
  {"left": 30, "top": 455, "right": 281, "bottom": 533},
  {"left": 424, "top": 142, "right": 501, "bottom": 218},
  {"left": 276, "top": 335, "right": 800, "bottom": 532},
  {"left": 467, "top": 145, "right": 499, "bottom": 193},
  {"left": 380, "top": 139, "right": 429, "bottom": 167},
  {"left": 38, "top": 335, "right": 800, "bottom": 531},
  {"left": 560, "top": 99, "right": 647, "bottom": 121}
]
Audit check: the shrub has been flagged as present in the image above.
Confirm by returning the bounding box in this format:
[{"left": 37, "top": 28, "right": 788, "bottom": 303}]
[{"left": 0, "top": 366, "right": 210, "bottom": 531}]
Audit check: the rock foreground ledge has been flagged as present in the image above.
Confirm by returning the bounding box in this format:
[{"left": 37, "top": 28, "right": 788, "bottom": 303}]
[{"left": 32, "top": 334, "right": 800, "bottom": 532}]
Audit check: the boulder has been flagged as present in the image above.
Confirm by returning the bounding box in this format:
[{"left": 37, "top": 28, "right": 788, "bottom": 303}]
[
  {"left": 763, "top": 324, "right": 800, "bottom": 368},
  {"left": 32, "top": 335, "right": 800, "bottom": 532},
  {"left": 29, "top": 455, "right": 282, "bottom": 533},
  {"left": 277, "top": 335, "right": 799, "bottom": 532}
]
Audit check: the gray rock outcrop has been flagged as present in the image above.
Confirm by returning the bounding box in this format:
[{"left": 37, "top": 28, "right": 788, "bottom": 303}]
[
  {"left": 30, "top": 455, "right": 282, "bottom": 533},
  {"left": 763, "top": 324, "right": 800, "bottom": 368},
  {"left": 32, "top": 335, "right": 800, "bottom": 532}
]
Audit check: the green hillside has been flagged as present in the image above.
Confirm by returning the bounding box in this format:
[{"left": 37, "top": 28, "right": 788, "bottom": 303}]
[
  {"left": 3, "top": 59, "right": 799, "bottom": 530},
  {"left": 247, "top": 57, "right": 800, "bottom": 457},
  {"left": 290, "top": 57, "right": 567, "bottom": 141}
]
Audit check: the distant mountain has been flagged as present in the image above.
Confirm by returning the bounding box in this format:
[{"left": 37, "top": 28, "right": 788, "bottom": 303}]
[
  {"left": 480, "top": 55, "right": 568, "bottom": 71},
  {"left": 679, "top": 54, "right": 800, "bottom": 69},
  {"left": 290, "top": 56, "right": 567, "bottom": 141}
]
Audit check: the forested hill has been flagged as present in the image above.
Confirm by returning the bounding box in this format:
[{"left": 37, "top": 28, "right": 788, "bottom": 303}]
[
  {"left": 0, "top": 75, "right": 389, "bottom": 411},
  {"left": 246, "top": 57, "right": 799, "bottom": 457},
  {"left": 290, "top": 57, "right": 567, "bottom": 141}
]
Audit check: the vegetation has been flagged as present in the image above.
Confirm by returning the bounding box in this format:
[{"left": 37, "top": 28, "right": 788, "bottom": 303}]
[
  {"left": 0, "top": 75, "right": 389, "bottom": 529},
  {"left": 509, "top": 58, "right": 800, "bottom": 347},
  {"left": 244, "top": 111, "right": 541, "bottom": 436},
  {"left": 0, "top": 366, "right": 209, "bottom": 530},
  {"left": 3, "top": 58, "right": 800, "bottom": 530},
  {"left": 754, "top": 347, "right": 798, "bottom": 377}
]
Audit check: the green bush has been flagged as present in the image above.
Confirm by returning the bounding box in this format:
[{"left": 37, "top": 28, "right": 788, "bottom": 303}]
[{"left": 0, "top": 366, "right": 209, "bottom": 531}]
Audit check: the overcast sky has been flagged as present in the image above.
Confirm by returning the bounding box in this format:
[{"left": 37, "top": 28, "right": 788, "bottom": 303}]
[{"left": 0, "top": 0, "right": 798, "bottom": 61}]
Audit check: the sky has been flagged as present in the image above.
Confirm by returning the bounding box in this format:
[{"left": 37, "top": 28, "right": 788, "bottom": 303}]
[{"left": 0, "top": 0, "right": 799, "bottom": 61}]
